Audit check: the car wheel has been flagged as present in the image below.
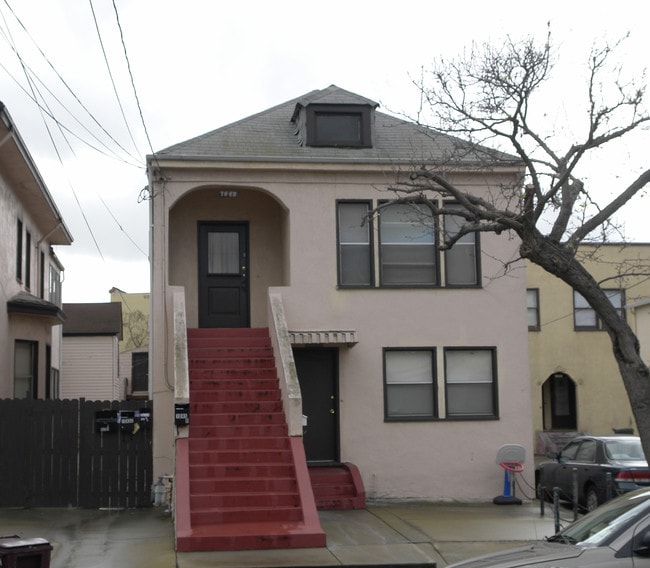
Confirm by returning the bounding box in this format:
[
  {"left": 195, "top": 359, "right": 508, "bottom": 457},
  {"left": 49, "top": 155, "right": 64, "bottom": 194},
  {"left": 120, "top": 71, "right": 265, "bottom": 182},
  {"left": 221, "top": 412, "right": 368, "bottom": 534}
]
[{"left": 586, "top": 486, "right": 599, "bottom": 512}]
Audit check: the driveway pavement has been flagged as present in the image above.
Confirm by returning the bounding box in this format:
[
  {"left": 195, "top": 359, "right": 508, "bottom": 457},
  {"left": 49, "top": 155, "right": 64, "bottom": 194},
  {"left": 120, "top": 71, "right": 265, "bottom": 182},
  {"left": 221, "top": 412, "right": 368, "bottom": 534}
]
[{"left": 0, "top": 501, "right": 559, "bottom": 567}]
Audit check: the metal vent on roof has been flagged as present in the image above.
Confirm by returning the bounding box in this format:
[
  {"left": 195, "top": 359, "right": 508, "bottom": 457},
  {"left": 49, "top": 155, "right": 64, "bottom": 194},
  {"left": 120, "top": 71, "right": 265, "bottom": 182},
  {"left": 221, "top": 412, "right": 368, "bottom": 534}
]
[{"left": 289, "top": 330, "right": 357, "bottom": 346}]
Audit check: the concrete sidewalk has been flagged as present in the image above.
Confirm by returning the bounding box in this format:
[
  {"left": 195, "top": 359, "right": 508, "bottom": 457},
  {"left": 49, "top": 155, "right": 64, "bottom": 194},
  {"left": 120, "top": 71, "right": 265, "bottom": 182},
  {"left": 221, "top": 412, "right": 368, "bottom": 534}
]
[{"left": 0, "top": 502, "right": 558, "bottom": 568}]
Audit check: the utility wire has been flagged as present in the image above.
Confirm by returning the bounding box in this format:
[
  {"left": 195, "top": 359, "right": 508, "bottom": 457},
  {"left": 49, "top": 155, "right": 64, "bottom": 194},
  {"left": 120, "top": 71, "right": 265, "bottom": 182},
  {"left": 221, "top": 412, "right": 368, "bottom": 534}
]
[
  {"left": 111, "top": 0, "right": 159, "bottom": 169},
  {"left": 0, "top": 0, "right": 143, "bottom": 167},
  {"left": 97, "top": 194, "right": 148, "bottom": 258},
  {"left": 88, "top": 0, "right": 142, "bottom": 158}
]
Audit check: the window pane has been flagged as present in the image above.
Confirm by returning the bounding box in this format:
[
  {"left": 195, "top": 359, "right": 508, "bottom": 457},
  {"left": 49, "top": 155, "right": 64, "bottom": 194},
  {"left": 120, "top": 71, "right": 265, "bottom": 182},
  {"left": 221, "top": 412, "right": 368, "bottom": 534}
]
[
  {"left": 381, "top": 244, "right": 436, "bottom": 285},
  {"left": 445, "top": 244, "right": 477, "bottom": 285},
  {"left": 14, "top": 341, "right": 34, "bottom": 399},
  {"left": 380, "top": 204, "right": 436, "bottom": 285},
  {"left": 575, "top": 309, "right": 597, "bottom": 327},
  {"left": 386, "top": 350, "right": 432, "bottom": 383},
  {"left": 340, "top": 245, "right": 372, "bottom": 285},
  {"left": 447, "top": 383, "right": 493, "bottom": 416},
  {"left": 339, "top": 203, "right": 370, "bottom": 244},
  {"left": 338, "top": 202, "right": 372, "bottom": 286},
  {"left": 387, "top": 384, "right": 434, "bottom": 416},
  {"left": 444, "top": 212, "right": 478, "bottom": 286},
  {"left": 446, "top": 350, "right": 493, "bottom": 382},
  {"left": 315, "top": 113, "right": 361, "bottom": 145},
  {"left": 208, "top": 232, "right": 239, "bottom": 274}
]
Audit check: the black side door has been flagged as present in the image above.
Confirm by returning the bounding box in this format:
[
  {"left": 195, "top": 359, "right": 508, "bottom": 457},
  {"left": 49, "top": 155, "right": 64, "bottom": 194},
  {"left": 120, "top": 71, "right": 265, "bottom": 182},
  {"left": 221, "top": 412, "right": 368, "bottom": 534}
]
[
  {"left": 293, "top": 348, "right": 339, "bottom": 463},
  {"left": 198, "top": 222, "right": 249, "bottom": 328}
]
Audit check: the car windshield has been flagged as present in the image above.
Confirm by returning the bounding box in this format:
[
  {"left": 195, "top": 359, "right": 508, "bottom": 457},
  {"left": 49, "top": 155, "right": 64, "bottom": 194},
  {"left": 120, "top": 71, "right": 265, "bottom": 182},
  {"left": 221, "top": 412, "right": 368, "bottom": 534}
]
[
  {"left": 605, "top": 439, "right": 645, "bottom": 461},
  {"left": 548, "top": 490, "right": 650, "bottom": 546}
]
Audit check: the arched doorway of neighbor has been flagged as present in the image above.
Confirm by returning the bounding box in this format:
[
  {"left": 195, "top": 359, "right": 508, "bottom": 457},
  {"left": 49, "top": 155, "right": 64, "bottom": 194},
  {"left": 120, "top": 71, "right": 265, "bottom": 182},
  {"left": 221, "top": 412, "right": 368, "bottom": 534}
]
[{"left": 542, "top": 372, "right": 577, "bottom": 430}]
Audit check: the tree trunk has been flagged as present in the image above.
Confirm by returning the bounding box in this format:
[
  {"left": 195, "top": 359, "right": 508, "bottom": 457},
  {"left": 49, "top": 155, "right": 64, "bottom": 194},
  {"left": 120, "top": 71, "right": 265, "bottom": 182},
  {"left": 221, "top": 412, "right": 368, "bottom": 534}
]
[{"left": 521, "top": 236, "right": 650, "bottom": 460}]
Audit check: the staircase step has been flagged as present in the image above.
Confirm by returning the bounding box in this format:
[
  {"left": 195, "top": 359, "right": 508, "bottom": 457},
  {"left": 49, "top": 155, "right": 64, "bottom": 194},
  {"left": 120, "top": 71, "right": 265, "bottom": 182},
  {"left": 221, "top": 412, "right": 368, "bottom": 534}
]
[
  {"left": 188, "top": 463, "right": 295, "bottom": 479},
  {"left": 188, "top": 424, "right": 288, "bottom": 438},
  {"left": 189, "top": 436, "right": 290, "bottom": 451},
  {"left": 190, "top": 477, "right": 298, "bottom": 493},
  {"left": 176, "top": 521, "right": 326, "bottom": 552},
  {"left": 189, "top": 357, "right": 275, "bottom": 370},
  {"left": 189, "top": 449, "right": 293, "bottom": 465},
  {"left": 190, "top": 369, "right": 278, "bottom": 382},
  {"left": 187, "top": 327, "right": 270, "bottom": 338},
  {"left": 190, "top": 389, "right": 280, "bottom": 402},
  {"left": 191, "top": 506, "right": 303, "bottom": 525},
  {"left": 190, "top": 413, "right": 286, "bottom": 426},
  {"left": 189, "top": 346, "right": 273, "bottom": 358},
  {"left": 189, "top": 336, "right": 272, "bottom": 349},
  {"left": 190, "top": 491, "right": 300, "bottom": 509},
  {"left": 191, "top": 401, "right": 283, "bottom": 414},
  {"left": 308, "top": 465, "right": 366, "bottom": 511}
]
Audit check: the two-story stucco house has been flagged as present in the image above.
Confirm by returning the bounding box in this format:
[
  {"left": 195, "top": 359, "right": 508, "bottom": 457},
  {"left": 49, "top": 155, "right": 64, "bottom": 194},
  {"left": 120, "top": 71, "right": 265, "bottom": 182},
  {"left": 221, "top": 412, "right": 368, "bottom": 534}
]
[
  {"left": 0, "top": 103, "right": 72, "bottom": 400},
  {"left": 147, "top": 86, "right": 534, "bottom": 551},
  {"left": 526, "top": 244, "right": 650, "bottom": 454}
]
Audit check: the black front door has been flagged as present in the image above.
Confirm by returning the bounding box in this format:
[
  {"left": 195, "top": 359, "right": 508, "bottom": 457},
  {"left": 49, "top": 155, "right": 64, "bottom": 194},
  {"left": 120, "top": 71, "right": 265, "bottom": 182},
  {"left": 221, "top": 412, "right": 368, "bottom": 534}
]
[
  {"left": 198, "top": 222, "right": 249, "bottom": 328},
  {"left": 293, "top": 348, "right": 339, "bottom": 463},
  {"left": 549, "top": 373, "right": 577, "bottom": 430}
]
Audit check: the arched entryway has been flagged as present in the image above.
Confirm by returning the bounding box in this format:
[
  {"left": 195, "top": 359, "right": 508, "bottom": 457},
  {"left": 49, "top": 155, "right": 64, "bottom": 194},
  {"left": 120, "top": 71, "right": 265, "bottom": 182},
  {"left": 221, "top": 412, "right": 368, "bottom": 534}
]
[{"left": 542, "top": 372, "right": 577, "bottom": 430}]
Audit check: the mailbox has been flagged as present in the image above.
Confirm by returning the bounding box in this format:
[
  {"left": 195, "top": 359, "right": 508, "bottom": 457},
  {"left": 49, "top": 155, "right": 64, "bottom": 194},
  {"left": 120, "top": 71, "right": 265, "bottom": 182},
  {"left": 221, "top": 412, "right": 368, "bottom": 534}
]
[
  {"left": 119, "top": 410, "right": 135, "bottom": 433},
  {"left": 175, "top": 403, "right": 190, "bottom": 426},
  {"left": 95, "top": 410, "right": 118, "bottom": 433}
]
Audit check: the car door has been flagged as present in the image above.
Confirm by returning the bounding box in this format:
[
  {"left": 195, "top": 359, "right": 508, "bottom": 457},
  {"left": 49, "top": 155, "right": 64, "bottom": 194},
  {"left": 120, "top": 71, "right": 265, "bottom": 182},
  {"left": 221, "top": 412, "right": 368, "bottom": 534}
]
[{"left": 551, "top": 440, "right": 583, "bottom": 498}]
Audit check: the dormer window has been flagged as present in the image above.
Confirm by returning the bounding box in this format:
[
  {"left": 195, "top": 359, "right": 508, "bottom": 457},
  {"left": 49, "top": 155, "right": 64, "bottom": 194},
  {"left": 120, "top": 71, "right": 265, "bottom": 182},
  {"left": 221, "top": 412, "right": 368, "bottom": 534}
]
[{"left": 305, "top": 104, "right": 372, "bottom": 148}]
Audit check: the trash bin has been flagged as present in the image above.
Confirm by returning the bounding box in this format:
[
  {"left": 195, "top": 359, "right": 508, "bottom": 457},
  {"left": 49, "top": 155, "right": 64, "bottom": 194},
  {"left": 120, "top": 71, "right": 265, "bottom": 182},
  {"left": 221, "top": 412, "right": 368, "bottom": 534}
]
[{"left": 0, "top": 535, "right": 52, "bottom": 568}]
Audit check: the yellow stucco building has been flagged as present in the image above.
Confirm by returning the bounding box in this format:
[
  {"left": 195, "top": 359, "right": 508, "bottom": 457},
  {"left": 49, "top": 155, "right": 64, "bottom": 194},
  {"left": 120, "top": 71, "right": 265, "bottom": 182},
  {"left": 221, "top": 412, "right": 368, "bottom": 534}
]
[{"left": 527, "top": 244, "right": 650, "bottom": 454}]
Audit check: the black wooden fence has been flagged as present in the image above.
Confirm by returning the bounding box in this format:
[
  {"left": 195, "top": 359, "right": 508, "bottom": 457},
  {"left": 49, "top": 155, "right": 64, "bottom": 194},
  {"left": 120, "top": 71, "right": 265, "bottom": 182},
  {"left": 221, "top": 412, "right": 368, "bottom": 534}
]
[{"left": 0, "top": 399, "right": 152, "bottom": 508}]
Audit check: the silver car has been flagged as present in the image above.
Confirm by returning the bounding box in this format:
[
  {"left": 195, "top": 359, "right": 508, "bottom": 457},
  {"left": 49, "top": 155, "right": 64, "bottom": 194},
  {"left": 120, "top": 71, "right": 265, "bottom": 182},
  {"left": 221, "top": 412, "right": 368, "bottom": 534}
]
[{"left": 446, "top": 488, "right": 650, "bottom": 567}]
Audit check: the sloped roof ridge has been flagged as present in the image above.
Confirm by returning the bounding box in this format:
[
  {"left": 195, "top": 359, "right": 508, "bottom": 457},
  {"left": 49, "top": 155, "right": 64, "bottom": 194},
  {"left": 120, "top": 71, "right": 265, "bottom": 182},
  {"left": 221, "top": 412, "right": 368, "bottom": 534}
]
[{"left": 295, "top": 84, "right": 379, "bottom": 108}]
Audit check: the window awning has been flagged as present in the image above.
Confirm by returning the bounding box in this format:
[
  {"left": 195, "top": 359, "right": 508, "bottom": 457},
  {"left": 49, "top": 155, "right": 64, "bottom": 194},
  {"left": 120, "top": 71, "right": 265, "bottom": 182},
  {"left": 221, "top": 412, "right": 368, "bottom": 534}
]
[
  {"left": 7, "top": 292, "right": 66, "bottom": 325},
  {"left": 289, "top": 330, "right": 357, "bottom": 346}
]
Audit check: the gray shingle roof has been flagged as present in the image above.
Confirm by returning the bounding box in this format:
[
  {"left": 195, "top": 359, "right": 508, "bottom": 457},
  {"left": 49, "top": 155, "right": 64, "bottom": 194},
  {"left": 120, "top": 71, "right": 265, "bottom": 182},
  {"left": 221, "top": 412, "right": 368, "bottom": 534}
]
[
  {"left": 152, "top": 85, "right": 519, "bottom": 167},
  {"left": 62, "top": 303, "right": 122, "bottom": 337}
]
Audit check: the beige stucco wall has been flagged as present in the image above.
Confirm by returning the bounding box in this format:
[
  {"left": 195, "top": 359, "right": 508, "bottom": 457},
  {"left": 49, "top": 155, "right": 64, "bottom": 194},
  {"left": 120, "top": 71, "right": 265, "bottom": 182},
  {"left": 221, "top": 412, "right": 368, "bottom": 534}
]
[
  {"left": 150, "top": 164, "right": 534, "bottom": 501},
  {"left": 527, "top": 245, "right": 650, "bottom": 444},
  {"left": 0, "top": 169, "right": 64, "bottom": 399}
]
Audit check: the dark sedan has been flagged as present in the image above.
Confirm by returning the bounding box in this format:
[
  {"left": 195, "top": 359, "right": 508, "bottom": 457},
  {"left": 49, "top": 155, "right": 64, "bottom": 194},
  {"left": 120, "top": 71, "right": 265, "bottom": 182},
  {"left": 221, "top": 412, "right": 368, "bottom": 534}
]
[{"left": 536, "top": 435, "right": 650, "bottom": 511}]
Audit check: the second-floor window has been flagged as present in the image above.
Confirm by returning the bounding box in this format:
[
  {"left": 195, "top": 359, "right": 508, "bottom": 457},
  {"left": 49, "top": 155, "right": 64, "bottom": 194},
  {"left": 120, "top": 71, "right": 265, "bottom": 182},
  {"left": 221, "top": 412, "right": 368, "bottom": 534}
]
[
  {"left": 527, "top": 289, "right": 540, "bottom": 331},
  {"left": 336, "top": 200, "right": 480, "bottom": 288},
  {"left": 49, "top": 265, "right": 62, "bottom": 306},
  {"left": 573, "top": 289, "right": 625, "bottom": 330}
]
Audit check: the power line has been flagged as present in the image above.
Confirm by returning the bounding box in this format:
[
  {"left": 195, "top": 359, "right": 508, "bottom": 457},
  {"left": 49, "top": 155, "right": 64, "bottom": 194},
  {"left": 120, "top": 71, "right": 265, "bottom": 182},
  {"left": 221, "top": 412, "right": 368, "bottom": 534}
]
[
  {"left": 88, "top": 0, "right": 142, "bottom": 158},
  {"left": 0, "top": 0, "right": 143, "bottom": 167}
]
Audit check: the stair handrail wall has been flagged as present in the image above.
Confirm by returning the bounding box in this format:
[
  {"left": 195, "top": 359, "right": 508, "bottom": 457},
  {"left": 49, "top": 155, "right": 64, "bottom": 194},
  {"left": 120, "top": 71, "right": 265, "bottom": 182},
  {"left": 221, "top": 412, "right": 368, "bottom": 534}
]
[
  {"left": 268, "top": 289, "right": 303, "bottom": 437},
  {"left": 172, "top": 286, "right": 190, "bottom": 439}
]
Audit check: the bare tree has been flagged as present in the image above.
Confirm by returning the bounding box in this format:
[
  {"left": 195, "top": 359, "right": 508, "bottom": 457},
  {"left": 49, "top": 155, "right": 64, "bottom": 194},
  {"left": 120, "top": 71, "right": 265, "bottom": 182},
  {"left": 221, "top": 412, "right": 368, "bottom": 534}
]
[
  {"left": 122, "top": 310, "right": 148, "bottom": 350},
  {"left": 385, "top": 32, "right": 650, "bottom": 457}
]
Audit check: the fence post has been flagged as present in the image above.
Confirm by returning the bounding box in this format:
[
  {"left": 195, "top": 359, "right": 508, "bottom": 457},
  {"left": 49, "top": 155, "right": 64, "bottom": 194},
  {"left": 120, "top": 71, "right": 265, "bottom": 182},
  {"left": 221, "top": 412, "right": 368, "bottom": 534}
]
[
  {"left": 553, "top": 487, "right": 561, "bottom": 534},
  {"left": 572, "top": 468, "right": 579, "bottom": 520}
]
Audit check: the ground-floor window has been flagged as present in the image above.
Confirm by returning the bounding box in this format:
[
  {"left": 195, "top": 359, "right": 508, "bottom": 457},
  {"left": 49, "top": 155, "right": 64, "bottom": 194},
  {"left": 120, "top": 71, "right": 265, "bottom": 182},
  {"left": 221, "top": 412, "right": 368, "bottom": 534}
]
[
  {"left": 444, "top": 348, "right": 498, "bottom": 418},
  {"left": 383, "top": 345, "right": 498, "bottom": 421},
  {"left": 14, "top": 340, "right": 37, "bottom": 399},
  {"left": 384, "top": 348, "right": 437, "bottom": 420}
]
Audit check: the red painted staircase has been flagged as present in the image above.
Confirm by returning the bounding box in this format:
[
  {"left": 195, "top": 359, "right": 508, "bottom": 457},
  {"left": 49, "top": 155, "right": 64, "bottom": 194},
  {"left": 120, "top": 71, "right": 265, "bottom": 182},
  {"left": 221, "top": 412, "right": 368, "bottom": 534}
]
[
  {"left": 309, "top": 463, "right": 366, "bottom": 510},
  {"left": 175, "top": 327, "right": 326, "bottom": 552}
]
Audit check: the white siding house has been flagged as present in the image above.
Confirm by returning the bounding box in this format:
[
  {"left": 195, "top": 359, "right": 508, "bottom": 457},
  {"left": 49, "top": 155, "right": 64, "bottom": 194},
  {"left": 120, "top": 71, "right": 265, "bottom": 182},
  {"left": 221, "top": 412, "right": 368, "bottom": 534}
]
[{"left": 61, "top": 303, "right": 123, "bottom": 400}]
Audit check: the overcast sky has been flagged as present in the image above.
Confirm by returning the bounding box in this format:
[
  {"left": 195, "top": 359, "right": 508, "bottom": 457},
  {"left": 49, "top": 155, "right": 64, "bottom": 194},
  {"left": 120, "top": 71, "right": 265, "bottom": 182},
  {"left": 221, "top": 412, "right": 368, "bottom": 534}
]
[{"left": 1, "top": 0, "right": 648, "bottom": 303}]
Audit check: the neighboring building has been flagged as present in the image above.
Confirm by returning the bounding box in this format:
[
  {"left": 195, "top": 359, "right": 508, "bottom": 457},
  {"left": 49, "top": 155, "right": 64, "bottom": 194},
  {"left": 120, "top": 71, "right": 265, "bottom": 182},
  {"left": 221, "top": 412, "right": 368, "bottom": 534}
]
[
  {"left": 0, "top": 103, "right": 73, "bottom": 400},
  {"left": 526, "top": 244, "right": 650, "bottom": 453},
  {"left": 60, "top": 302, "right": 123, "bottom": 400},
  {"left": 109, "top": 287, "right": 150, "bottom": 399},
  {"left": 147, "top": 85, "right": 534, "bottom": 507}
]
